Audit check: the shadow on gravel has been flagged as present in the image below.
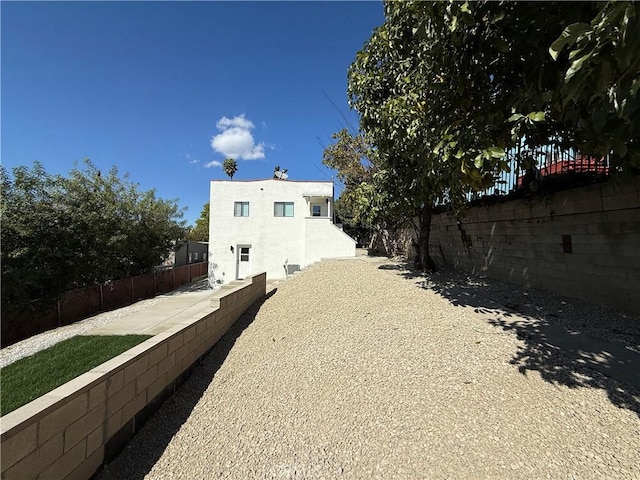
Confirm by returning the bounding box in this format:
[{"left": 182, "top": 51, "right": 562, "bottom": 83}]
[
  {"left": 380, "top": 262, "right": 640, "bottom": 418},
  {"left": 377, "top": 261, "right": 424, "bottom": 280},
  {"left": 95, "top": 290, "right": 277, "bottom": 480}
]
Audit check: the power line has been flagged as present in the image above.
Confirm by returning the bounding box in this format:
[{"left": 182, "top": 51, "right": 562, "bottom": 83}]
[{"left": 320, "top": 89, "right": 358, "bottom": 136}]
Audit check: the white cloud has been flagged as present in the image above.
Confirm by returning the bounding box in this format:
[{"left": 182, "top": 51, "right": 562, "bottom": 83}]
[
  {"left": 211, "top": 114, "right": 265, "bottom": 160},
  {"left": 205, "top": 160, "right": 222, "bottom": 168},
  {"left": 217, "top": 115, "right": 255, "bottom": 130}
]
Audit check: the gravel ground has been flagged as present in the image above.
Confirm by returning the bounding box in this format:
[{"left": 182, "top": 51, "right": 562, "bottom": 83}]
[
  {"left": 0, "top": 279, "right": 211, "bottom": 368},
  {"left": 96, "top": 257, "right": 640, "bottom": 480}
]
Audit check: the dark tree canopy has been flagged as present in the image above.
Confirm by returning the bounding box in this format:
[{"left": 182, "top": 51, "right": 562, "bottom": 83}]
[{"left": 1, "top": 160, "right": 186, "bottom": 309}]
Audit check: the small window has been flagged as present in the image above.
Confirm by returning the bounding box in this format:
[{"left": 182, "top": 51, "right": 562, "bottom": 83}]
[
  {"left": 312, "top": 204, "right": 322, "bottom": 217},
  {"left": 274, "top": 202, "right": 294, "bottom": 217},
  {"left": 234, "top": 202, "right": 249, "bottom": 217}
]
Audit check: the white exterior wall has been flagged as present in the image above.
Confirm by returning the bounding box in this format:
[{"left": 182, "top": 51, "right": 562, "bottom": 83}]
[
  {"left": 304, "top": 218, "right": 357, "bottom": 265},
  {"left": 209, "top": 179, "right": 356, "bottom": 284}
]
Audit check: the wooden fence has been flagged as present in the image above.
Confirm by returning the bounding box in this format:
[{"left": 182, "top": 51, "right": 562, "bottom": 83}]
[{"left": 1, "top": 262, "right": 209, "bottom": 348}]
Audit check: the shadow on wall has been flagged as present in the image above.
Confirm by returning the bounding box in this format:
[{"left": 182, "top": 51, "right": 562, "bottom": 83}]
[
  {"left": 379, "top": 262, "right": 640, "bottom": 418},
  {"left": 95, "top": 289, "right": 277, "bottom": 479}
]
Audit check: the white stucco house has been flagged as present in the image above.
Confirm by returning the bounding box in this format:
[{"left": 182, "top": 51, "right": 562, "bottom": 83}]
[{"left": 208, "top": 178, "right": 356, "bottom": 284}]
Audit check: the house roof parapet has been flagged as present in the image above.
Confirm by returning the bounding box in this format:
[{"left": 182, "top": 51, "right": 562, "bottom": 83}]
[{"left": 210, "top": 178, "right": 332, "bottom": 184}]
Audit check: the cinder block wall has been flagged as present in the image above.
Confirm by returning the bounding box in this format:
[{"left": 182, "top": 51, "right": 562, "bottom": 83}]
[
  {"left": 1, "top": 272, "right": 267, "bottom": 480},
  {"left": 429, "top": 177, "right": 640, "bottom": 314}
]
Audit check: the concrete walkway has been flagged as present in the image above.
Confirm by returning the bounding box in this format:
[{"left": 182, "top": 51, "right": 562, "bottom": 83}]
[
  {"left": 86, "top": 289, "right": 216, "bottom": 336},
  {"left": 85, "top": 279, "right": 284, "bottom": 337}
]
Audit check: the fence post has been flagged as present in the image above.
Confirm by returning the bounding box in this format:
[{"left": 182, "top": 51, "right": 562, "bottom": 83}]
[
  {"left": 131, "top": 277, "right": 134, "bottom": 304},
  {"left": 100, "top": 284, "right": 104, "bottom": 311}
]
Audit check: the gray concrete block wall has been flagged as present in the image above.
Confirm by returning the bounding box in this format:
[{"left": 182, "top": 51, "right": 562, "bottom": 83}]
[{"left": 429, "top": 177, "right": 640, "bottom": 314}]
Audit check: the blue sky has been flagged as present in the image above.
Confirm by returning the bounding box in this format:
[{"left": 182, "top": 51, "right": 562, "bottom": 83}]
[{"left": 1, "top": 1, "right": 384, "bottom": 225}]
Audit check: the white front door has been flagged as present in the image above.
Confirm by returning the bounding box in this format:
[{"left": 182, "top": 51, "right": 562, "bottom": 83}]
[{"left": 236, "top": 245, "right": 251, "bottom": 279}]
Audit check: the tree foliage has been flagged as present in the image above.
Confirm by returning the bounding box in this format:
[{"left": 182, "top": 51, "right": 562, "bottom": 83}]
[
  {"left": 186, "top": 203, "right": 210, "bottom": 242},
  {"left": 322, "top": 129, "right": 413, "bottom": 252},
  {"left": 322, "top": 129, "right": 374, "bottom": 188},
  {"left": 322, "top": 129, "right": 377, "bottom": 246},
  {"left": 1, "top": 160, "right": 186, "bottom": 309},
  {"left": 222, "top": 158, "right": 238, "bottom": 180},
  {"left": 348, "top": 1, "right": 508, "bottom": 268},
  {"left": 344, "top": 1, "right": 639, "bottom": 270},
  {"left": 546, "top": 2, "right": 640, "bottom": 166}
]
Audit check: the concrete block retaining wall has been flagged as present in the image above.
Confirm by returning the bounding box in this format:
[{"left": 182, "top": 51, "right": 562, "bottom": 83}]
[
  {"left": 429, "top": 176, "right": 640, "bottom": 314},
  {"left": 1, "top": 272, "right": 267, "bottom": 480}
]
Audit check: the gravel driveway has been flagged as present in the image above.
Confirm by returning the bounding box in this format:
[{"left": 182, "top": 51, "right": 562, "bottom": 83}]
[{"left": 96, "top": 257, "right": 640, "bottom": 479}]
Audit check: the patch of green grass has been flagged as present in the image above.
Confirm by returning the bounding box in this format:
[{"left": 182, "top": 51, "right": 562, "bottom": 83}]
[{"left": 1, "top": 335, "right": 151, "bottom": 416}]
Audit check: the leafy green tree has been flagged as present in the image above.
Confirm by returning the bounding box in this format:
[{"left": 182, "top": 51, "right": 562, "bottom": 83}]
[
  {"left": 1, "top": 163, "right": 72, "bottom": 306},
  {"left": 322, "top": 129, "right": 372, "bottom": 188},
  {"left": 1, "top": 159, "right": 187, "bottom": 309},
  {"left": 322, "top": 129, "right": 377, "bottom": 247},
  {"left": 187, "top": 203, "right": 210, "bottom": 242},
  {"left": 61, "top": 160, "right": 186, "bottom": 283},
  {"left": 223, "top": 158, "right": 238, "bottom": 180},
  {"left": 322, "top": 128, "right": 408, "bottom": 252},
  {"left": 545, "top": 2, "right": 640, "bottom": 167},
  {"left": 346, "top": 0, "right": 631, "bottom": 270},
  {"left": 348, "top": 1, "right": 507, "bottom": 269}
]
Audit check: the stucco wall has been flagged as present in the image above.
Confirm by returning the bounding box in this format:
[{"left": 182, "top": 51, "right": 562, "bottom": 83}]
[
  {"left": 209, "top": 179, "right": 355, "bottom": 283},
  {"left": 305, "top": 218, "right": 357, "bottom": 265},
  {"left": 1, "top": 273, "right": 267, "bottom": 480},
  {"left": 429, "top": 176, "right": 640, "bottom": 314}
]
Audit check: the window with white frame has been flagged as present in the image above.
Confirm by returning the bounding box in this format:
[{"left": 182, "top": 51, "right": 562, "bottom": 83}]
[
  {"left": 312, "top": 204, "right": 322, "bottom": 217},
  {"left": 234, "top": 201, "right": 249, "bottom": 217},
  {"left": 274, "top": 202, "right": 294, "bottom": 217}
]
